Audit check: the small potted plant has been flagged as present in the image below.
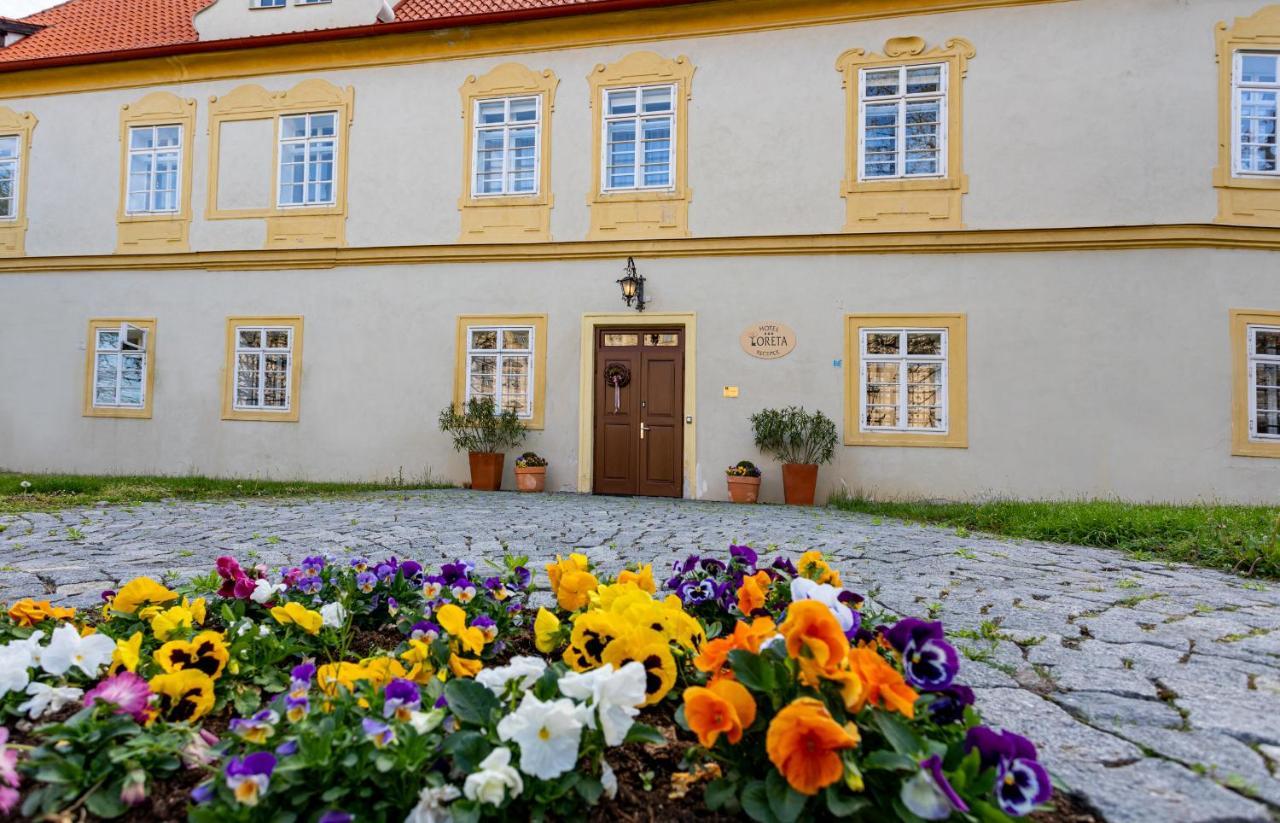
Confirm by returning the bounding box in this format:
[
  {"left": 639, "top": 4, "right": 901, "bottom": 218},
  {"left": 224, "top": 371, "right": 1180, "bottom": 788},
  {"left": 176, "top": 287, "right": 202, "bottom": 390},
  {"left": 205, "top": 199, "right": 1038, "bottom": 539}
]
[
  {"left": 438, "top": 397, "right": 527, "bottom": 491},
  {"left": 514, "top": 452, "right": 549, "bottom": 493},
  {"left": 725, "top": 460, "right": 762, "bottom": 504},
  {"left": 749, "top": 406, "right": 838, "bottom": 506}
]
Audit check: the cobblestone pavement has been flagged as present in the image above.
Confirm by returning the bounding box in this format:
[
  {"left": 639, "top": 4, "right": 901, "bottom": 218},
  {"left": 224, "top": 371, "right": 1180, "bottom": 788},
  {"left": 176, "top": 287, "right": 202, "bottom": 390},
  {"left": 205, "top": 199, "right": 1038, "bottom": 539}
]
[{"left": 2, "top": 490, "right": 1279, "bottom": 822}]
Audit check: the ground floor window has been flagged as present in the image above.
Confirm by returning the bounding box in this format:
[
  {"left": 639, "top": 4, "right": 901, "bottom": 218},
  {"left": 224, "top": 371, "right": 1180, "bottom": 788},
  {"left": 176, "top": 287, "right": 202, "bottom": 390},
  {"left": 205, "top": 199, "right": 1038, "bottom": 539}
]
[
  {"left": 844, "top": 313, "right": 967, "bottom": 448},
  {"left": 222, "top": 316, "right": 304, "bottom": 422},
  {"left": 453, "top": 314, "right": 548, "bottom": 430},
  {"left": 1232, "top": 309, "right": 1280, "bottom": 457},
  {"left": 83, "top": 318, "right": 155, "bottom": 418}
]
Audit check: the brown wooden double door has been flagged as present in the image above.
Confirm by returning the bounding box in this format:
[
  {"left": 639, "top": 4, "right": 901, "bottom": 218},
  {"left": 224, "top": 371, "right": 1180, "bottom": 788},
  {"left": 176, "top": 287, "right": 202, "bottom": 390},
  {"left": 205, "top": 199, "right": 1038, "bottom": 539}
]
[{"left": 593, "top": 328, "right": 685, "bottom": 498}]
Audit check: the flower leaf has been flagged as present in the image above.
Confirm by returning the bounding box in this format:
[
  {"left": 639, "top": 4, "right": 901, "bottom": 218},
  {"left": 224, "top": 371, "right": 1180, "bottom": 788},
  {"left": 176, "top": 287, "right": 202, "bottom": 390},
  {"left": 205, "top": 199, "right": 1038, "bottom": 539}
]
[
  {"left": 622, "top": 723, "right": 666, "bottom": 746},
  {"left": 765, "top": 768, "right": 808, "bottom": 823},
  {"left": 870, "top": 708, "right": 924, "bottom": 757},
  {"left": 576, "top": 775, "right": 604, "bottom": 804},
  {"left": 824, "top": 785, "right": 872, "bottom": 817},
  {"left": 727, "top": 649, "right": 776, "bottom": 693},
  {"left": 443, "top": 678, "right": 499, "bottom": 726},
  {"left": 440, "top": 729, "right": 490, "bottom": 774},
  {"left": 863, "top": 750, "right": 918, "bottom": 772},
  {"left": 704, "top": 777, "right": 737, "bottom": 810},
  {"left": 740, "top": 779, "right": 782, "bottom": 823}
]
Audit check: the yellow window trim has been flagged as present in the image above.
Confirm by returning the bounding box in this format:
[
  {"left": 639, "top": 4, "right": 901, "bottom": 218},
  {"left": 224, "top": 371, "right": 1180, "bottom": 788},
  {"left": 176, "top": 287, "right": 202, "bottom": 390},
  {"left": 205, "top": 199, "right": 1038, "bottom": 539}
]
[
  {"left": 116, "top": 92, "right": 197, "bottom": 254},
  {"left": 221, "top": 315, "right": 304, "bottom": 422},
  {"left": 1215, "top": 7, "right": 1280, "bottom": 227},
  {"left": 206, "top": 79, "right": 354, "bottom": 249},
  {"left": 587, "top": 51, "right": 695, "bottom": 240},
  {"left": 0, "top": 107, "right": 37, "bottom": 258},
  {"left": 1230, "top": 308, "right": 1280, "bottom": 458},
  {"left": 843, "top": 312, "right": 967, "bottom": 448},
  {"left": 82, "top": 317, "right": 157, "bottom": 419},
  {"left": 458, "top": 63, "right": 559, "bottom": 243},
  {"left": 576, "top": 311, "right": 696, "bottom": 495},
  {"left": 836, "top": 37, "right": 975, "bottom": 233},
  {"left": 453, "top": 313, "right": 548, "bottom": 430}
]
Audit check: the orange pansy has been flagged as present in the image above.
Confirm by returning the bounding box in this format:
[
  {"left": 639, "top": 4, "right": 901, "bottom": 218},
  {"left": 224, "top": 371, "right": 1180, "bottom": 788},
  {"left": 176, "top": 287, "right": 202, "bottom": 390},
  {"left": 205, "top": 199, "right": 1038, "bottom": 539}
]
[
  {"left": 765, "top": 697, "right": 859, "bottom": 796},
  {"left": 779, "top": 600, "right": 849, "bottom": 679},
  {"left": 693, "top": 616, "right": 778, "bottom": 679},
  {"left": 846, "top": 647, "right": 918, "bottom": 718},
  {"left": 682, "top": 678, "right": 757, "bottom": 748},
  {"left": 7, "top": 599, "right": 76, "bottom": 627},
  {"left": 736, "top": 571, "right": 772, "bottom": 616}
]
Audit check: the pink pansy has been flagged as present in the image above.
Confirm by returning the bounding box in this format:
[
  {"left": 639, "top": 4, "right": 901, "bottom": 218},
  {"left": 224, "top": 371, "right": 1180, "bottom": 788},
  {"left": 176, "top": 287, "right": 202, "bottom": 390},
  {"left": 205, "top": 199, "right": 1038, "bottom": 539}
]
[{"left": 84, "top": 672, "right": 153, "bottom": 724}]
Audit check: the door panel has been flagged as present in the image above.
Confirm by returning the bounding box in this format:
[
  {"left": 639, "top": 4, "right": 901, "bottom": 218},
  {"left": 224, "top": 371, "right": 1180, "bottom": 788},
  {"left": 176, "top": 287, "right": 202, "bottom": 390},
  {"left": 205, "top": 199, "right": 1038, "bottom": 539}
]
[{"left": 593, "top": 328, "right": 685, "bottom": 498}]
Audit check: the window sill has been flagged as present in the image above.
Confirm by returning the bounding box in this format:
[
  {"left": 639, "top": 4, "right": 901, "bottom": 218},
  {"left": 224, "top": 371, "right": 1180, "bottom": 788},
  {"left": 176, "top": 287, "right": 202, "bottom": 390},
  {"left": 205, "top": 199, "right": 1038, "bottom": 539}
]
[
  {"left": 846, "top": 176, "right": 963, "bottom": 194},
  {"left": 222, "top": 409, "right": 300, "bottom": 423},
  {"left": 845, "top": 431, "right": 967, "bottom": 448},
  {"left": 84, "top": 406, "right": 152, "bottom": 420}
]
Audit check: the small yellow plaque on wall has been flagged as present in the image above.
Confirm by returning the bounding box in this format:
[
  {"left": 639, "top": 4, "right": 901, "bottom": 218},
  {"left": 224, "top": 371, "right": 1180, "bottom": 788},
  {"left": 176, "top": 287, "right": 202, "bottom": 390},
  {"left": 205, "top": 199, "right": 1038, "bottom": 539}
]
[
  {"left": 723, "top": 386, "right": 739, "bottom": 398},
  {"left": 741, "top": 322, "right": 796, "bottom": 359}
]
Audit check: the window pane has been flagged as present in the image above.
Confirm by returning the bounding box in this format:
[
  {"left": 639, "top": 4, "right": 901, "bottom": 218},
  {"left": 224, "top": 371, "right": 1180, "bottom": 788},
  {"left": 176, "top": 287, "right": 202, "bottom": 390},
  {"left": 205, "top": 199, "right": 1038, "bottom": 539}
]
[
  {"left": 906, "top": 65, "right": 942, "bottom": 94},
  {"left": 502, "top": 329, "right": 530, "bottom": 350},
  {"left": 641, "top": 86, "right": 673, "bottom": 113},
  {"left": 606, "top": 89, "right": 637, "bottom": 116},
  {"left": 478, "top": 100, "right": 505, "bottom": 124},
  {"left": 0, "top": 136, "right": 18, "bottom": 159},
  {"left": 865, "top": 384, "right": 898, "bottom": 405},
  {"left": 95, "top": 354, "right": 118, "bottom": 384},
  {"left": 865, "top": 406, "right": 898, "bottom": 427},
  {"left": 907, "top": 407, "right": 942, "bottom": 429},
  {"left": 907, "top": 332, "right": 942, "bottom": 355},
  {"left": 866, "top": 332, "right": 900, "bottom": 354},
  {"left": 124, "top": 328, "right": 145, "bottom": 350},
  {"left": 1243, "top": 54, "right": 1279, "bottom": 84},
  {"left": 644, "top": 332, "right": 679, "bottom": 346},
  {"left": 866, "top": 362, "right": 899, "bottom": 383},
  {"left": 310, "top": 114, "right": 336, "bottom": 137},
  {"left": 470, "top": 329, "right": 497, "bottom": 350},
  {"left": 864, "top": 69, "right": 899, "bottom": 97},
  {"left": 1255, "top": 329, "right": 1280, "bottom": 355},
  {"left": 510, "top": 97, "right": 537, "bottom": 122},
  {"left": 1258, "top": 363, "right": 1280, "bottom": 387},
  {"left": 1257, "top": 412, "right": 1280, "bottom": 436},
  {"left": 97, "top": 330, "right": 121, "bottom": 350},
  {"left": 908, "top": 363, "right": 942, "bottom": 385},
  {"left": 266, "top": 329, "right": 290, "bottom": 348},
  {"left": 281, "top": 116, "right": 307, "bottom": 139},
  {"left": 156, "top": 126, "right": 181, "bottom": 147},
  {"left": 239, "top": 329, "right": 262, "bottom": 348},
  {"left": 603, "top": 333, "right": 639, "bottom": 346},
  {"left": 908, "top": 385, "right": 940, "bottom": 405}
]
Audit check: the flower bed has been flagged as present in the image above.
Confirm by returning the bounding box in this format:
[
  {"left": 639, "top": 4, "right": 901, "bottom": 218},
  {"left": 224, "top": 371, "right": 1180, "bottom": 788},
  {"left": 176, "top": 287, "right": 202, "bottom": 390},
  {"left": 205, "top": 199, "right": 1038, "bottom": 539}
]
[{"left": 0, "top": 545, "right": 1059, "bottom": 821}]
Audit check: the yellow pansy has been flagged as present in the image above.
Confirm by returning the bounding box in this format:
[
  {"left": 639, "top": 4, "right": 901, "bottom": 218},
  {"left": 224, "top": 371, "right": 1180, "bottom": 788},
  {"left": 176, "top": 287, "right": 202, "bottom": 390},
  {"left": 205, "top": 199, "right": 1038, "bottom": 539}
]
[
  {"left": 564, "top": 611, "right": 627, "bottom": 672},
  {"left": 150, "top": 605, "right": 195, "bottom": 640},
  {"left": 270, "top": 602, "right": 323, "bottom": 635},
  {"left": 546, "top": 554, "right": 598, "bottom": 612},
  {"left": 616, "top": 563, "right": 656, "bottom": 594},
  {"left": 184, "top": 597, "right": 206, "bottom": 626},
  {"left": 436, "top": 604, "right": 485, "bottom": 654},
  {"left": 111, "top": 577, "right": 179, "bottom": 615},
  {"left": 448, "top": 653, "right": 483, "bottom": 679},
  {"left": 600, "top": 628, "right": 677, "bottom": 706},
  {"left": 797, "top": 550, "right": 842, "bottom": 587},
  {"left": 399, "top": 640, "right": 436, "bottom": 684},
  {"left": 360, "top": 656, "right": 409, "bottom": 687},
  {"left": 534, "top": 607, "right": 562, "bottom": 654},
  {"left": 155, "top": 631, "right": 230, "bottom": 679},
  {"left": 109, "top": 631, "right": 143, "bottom": 674},
  {"left": 317, "top": 662, "right": 372, "bottom": 696},
  {"left": 149, "top": 669, "right": 216, "bottom": 723}
]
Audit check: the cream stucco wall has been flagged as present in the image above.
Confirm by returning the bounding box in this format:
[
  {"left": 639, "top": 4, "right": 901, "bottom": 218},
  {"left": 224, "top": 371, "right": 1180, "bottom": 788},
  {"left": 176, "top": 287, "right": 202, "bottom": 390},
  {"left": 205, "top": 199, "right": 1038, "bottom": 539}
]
[
  {"left": 194, "top": 0, "right": 390, "bottom": 41},
  {"left": 2, "top": 247, "right": 1277, "bottom": 504},
  {"left": 0, "top": 0, "right": 1265, "bottom": 256}
]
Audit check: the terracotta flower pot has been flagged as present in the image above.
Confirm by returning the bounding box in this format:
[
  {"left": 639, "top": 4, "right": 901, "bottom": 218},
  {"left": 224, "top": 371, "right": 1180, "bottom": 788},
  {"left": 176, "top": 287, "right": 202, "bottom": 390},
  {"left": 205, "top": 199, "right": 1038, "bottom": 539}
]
[
  {"left": 468, "top": 452, "right": 505, "bottom": 491},
  {"left": 726, "top": 475, "right": 761, "bottom": 504},
  {"left": 781, "top": 463, "right": 819, "bottom": 506},
  {"left": 514, "top": 466, "right": 546, "bottom": 493}
]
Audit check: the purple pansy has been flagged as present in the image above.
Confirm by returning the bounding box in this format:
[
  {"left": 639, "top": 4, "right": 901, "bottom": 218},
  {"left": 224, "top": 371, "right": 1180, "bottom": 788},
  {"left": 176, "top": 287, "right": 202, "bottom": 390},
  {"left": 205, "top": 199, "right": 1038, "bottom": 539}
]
[
  {"left": 295, "top": 574, "right": 322, "bottom": 595},
  {"left": 229, "top": 709, "right": 279, "bottom": 744},
  {"left": 224, "top": 752, "right": 276, "bottom": 807},
  {"left": 399, "top": 560, "right": 423, "bottom": 581},
  {"left": 301, "top": 555, "right": 326, "bottom": 574},
  {"left": 383, "top": 679, "right": 421, "bottom": 721},
  {"left": 927, "top": 683, "right": 976, "bottom": 725},
  {"left": 884, "top": 618, "right": 960, "bottom": 691},
  {"left": 350, "top": 557, "right": 370, "bottom": 573},
  {"left": 451, "top": 583, "right": 477, "bottom": 603},
  {"left": 771, "top": 556, "right": 797, "bottom": 576},
  {"left": 410, "top": 620, "right": 442, "bottom": 642},
  {"left": 901, "top": 754, "right": 970, "bottom": 819},
  {"left": 512, "top": 565, "right": 531, "bottom": 588},
  {"left": 319, "top": 812, "right": 354, "bottom": 823},
  {"left": 729, "top": 544, "right": 758, "bottom": 567},
  {"left": 362, "top": 718, "right": 396, "bottom": 748},
  {"left": 440, "top": 561, "right": 471, "bottom": 585},
  {"left": 274, "top": 739, "right": 299, "bottom": 757},
  {"left": 355, "top": 571, "right": 378, "bottom": 593},
  {"left": 190, "top": 783, "right": 214, "bottom": 805},
  {"left": 965, "top": 727, "right": 1053, "bottom": 817},
  {"left": 472, "top": 614, "right": 497, "bottom": 642}
]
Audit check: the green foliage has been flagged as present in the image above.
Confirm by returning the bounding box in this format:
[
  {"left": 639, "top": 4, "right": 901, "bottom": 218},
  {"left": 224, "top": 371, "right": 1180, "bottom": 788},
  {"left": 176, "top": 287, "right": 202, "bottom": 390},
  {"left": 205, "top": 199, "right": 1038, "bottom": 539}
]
[
  {"left": 749, "top": 406, "right": 838, "bottom": 466},
  {"left": 829, "top": 493, "right": 1280, "bottom": 578},
  {"left": 438, "top": 397, "right": 528, "bottom": 455}
]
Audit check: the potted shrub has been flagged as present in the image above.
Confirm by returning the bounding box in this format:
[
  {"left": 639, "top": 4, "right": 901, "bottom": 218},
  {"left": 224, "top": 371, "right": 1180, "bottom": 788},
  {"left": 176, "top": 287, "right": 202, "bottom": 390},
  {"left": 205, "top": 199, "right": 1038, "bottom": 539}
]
[
  {"left": 749, "top": 406, "right": 837, "bottom": 506},
  {"left": 438, "top": 397, "right": 527, "bottom": 491},
  {"left": 725, "top": 460, "right": 762, "bottom": 504},
  {"left": 514, "top": 451, "right": 549, "bottom": 493}
]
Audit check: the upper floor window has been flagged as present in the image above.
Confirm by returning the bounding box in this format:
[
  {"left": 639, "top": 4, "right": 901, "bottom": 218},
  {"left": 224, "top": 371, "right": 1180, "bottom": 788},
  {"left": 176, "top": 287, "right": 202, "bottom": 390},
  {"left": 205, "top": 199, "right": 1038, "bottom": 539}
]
[
  {"left": 1233, "top": 52, "right": 1280, "bottom": 176},
  {"left": 126, "top": 124, "right": 182, "bottom": 214},
  {"left": 602, "top": 85, "right": 674, "bottom": 191},
  {"left": 92, "top": 322, "right": 150, "bottom": 409},
  {"left": 1248, "top": 324, "right": 1280, "bottom": 440},
  {"left": 859, "top": 63, "right": 947, "bottom": 181},
  {"left": 465, "top": 325, "right": 535, "bottom": 418},
  {"left": 278, "top": 111, "right": 336, "bottom": 207},
  {"left": 859, "top": 327, "right": 948, "bottom": 434},
  {"left": 472, "top": 96, "right": 540, "bottom": 197},
  {"left": 253, "top": 0, "right": 286, "bottom": 8},
  {"left": 0, "top": 134, "right": 19, "bottom": 220}
]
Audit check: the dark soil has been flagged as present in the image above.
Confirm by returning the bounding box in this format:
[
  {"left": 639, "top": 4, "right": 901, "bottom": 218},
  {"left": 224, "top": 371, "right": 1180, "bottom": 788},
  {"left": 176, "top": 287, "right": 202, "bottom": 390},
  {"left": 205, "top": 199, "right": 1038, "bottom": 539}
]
[{"left": 347, "top": 624, "right": 406, "bottom": 657}]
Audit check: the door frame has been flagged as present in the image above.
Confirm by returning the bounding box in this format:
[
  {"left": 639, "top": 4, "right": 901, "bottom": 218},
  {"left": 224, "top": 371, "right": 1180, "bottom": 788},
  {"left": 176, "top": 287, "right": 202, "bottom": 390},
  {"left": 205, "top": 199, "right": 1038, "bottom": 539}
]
[{"left": 577, "top": 312, "right": 697, "bottom": 497}]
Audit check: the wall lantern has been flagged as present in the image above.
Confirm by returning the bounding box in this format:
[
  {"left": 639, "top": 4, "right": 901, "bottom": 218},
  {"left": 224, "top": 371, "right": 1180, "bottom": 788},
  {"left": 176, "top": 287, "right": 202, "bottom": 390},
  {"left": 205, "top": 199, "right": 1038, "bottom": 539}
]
[{"left": 616, "top": 257, "right": 648, "bottom": 312}]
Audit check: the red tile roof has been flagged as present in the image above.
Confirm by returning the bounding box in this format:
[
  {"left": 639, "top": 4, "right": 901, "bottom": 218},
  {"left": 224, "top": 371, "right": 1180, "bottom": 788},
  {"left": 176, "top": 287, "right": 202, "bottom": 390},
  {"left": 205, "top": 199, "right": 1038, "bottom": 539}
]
[{"left": 0, "top": 0, "right": 656, "bottom": 65}]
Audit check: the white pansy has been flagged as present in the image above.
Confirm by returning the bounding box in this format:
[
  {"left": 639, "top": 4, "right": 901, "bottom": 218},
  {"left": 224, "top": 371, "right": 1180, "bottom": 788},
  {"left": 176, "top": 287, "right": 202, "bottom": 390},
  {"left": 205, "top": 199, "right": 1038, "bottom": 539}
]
[
  {"left": 900, "top": 770, "right": 955, "bottom": 820},
  {"left": 557, "top": 662, "right": 646, "bottom": 746},
  {"left": 319, "top": 602, "right": 348, "bottom": 629},
  {"left": 0, "top": 646, "right": 33, "bottom": 697},
  {"left": 496, "top": 693, "right": 587, "bottom": 780},
  {"left": 18, "top": 681, "right": 84, "bottom": 719},
  {"left": 250, "top": 579, "right": 286, "bottom": 604},
  {"left": 404, "top": 783, "right": 461, "bottom": 823},
  {"left": 408, "top": 709, "right": 445, "bottom": 735},
  {"left": 475, "top": 656, "right": 547, "bottom": 696},
  {"left": 39, "top": 624, "right": 116, "bottom": 678},
  {"left": 601, "top": 758, "right": 618, "bottom": 800},
  {"left": 8, "top": 630, "right": 45, "bottom": 666},
  {"left": 760, "top": 633, "right": 786, "bottom": 653},
  {"left": 790, "top": 578, "right": 855, "bottom": 632},
  {"left": 463, "top": 746, "right": 524, "bottom": 806}
]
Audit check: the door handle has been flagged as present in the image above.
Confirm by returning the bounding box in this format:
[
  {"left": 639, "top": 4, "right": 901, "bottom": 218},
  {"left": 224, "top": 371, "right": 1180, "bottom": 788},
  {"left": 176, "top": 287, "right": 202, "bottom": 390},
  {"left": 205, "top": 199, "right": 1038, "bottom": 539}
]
[{"left": 640, "top": 422, "right": 649, "bottom": 440}]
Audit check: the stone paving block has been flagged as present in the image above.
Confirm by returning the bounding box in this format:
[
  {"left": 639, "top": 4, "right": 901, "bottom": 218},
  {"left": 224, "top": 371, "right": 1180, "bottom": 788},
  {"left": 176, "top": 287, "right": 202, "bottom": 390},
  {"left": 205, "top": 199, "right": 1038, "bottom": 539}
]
[{"left": 1071, "top": 759, "right": 1272, "bottom": 823}]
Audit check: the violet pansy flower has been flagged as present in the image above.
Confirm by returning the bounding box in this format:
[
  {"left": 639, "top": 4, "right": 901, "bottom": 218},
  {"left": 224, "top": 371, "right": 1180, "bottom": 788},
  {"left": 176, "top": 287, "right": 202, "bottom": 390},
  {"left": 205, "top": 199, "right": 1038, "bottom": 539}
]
[
  {"left": 884, "top": 618, "right": 960, "bottom": 691},
  {"left": 224, "top": 752, "right": 276, "bottom": 807},
  {"left": 729, "top": 544, "right": 758, "bottom": 567},
  {"left": 355, "top": 571, "right": 378, "bottom": 593},
  {"left": 965, "top": 727, "right": 1053, "bottom": 817},
  {"left": 900, "top": 754, "right": 970, "bottom": 820},
  {"left": 229, "top": 709, "right": 279, "bottom": 744},
  {"left": 362, "top": 717, "right": 396, "bottom": 748},
  {"left": 383, "top": 678, "right": 422, "bottom": 721},
  {"left": 927, "top": 683, "right": 976, "bottom": 725}
]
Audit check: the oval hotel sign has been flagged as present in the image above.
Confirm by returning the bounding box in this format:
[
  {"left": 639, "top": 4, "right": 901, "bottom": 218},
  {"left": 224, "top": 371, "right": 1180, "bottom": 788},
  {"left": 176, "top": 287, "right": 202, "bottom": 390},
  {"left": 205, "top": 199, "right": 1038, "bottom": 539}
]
[{"left": 740, "top": 321, "right": 796, "bottom": 359}]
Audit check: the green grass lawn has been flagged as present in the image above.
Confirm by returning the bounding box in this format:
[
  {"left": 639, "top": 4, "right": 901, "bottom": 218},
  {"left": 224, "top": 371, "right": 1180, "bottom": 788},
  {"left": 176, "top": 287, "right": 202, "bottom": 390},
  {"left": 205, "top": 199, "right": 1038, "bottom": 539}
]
[
  {"left": 0, "top": 472, "right": 453, "bottom": 514},
  {"left": 829, "top": 493, "right": 1280, "bottom": 579}
]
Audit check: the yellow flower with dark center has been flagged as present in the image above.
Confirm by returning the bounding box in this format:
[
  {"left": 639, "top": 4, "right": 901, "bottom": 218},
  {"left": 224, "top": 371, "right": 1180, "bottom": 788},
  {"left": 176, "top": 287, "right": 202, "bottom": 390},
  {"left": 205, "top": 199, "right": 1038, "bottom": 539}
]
[
  {"left": 150, "top": 605, "right": 195, "bottom": 640},
  {"left": 601, "top": 629, "right": 677, "bottom": 706},
  {"left": 111, "top": 577, "right": 179, "bottom": 615},
  {"left": 534, "top": 608, "right": 562, "bottom": 654},
  {"left": 270, "top": 602, "right": 323, "bottom": 635},
  {"left": 109, "top": 631, "right": 144, "bottom": 675},
  {"left": 149, "top": 669, "right": 216, "bottom": 723},
  {"left": 564, "top": 611, "right": 626, "bottom": 672},
  {"left": 7, "top": 599, "right": 76, "bottom": 627},
  {"left": 155, "top": 631, "right": 230, "bottom": 679}
]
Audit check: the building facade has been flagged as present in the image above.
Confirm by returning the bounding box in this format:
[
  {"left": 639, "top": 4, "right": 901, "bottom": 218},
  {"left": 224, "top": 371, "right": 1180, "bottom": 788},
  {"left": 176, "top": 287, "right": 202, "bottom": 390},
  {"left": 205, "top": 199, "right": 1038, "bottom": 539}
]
[{"left": 1, "top": 0, "right": 1279, "bottom": 504}]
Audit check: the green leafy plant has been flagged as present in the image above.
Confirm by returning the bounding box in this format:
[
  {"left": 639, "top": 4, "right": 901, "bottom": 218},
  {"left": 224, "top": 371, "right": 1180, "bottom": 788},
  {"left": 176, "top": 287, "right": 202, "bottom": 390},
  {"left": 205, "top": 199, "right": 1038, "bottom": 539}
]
[
  {"left": 438, "top": 397, "right": 528, "bottom": 455},
  {"left": 749, "top": 406, "right": 838, "bottom": 466}
]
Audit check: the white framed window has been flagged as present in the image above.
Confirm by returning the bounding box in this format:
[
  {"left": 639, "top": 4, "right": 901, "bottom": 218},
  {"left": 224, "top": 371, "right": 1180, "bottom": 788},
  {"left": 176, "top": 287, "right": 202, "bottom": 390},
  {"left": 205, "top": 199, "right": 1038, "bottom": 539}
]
[
  {"left": 126, "top": 124, "right": 181, "bottom": 214},
  {"left": 1233, "top": 52, "right": 1280, "bottom": 176},
  {"left": 233, "top": 326, "right": 294, "bottom": 412},
  {"left": 253, "top": 0, "right": 285, "bottom": 7},
  {"left": 92, "top": 323, "right": 149, "bottom": 409},
  {"left": 858, "top": 63, "right": 947, "bottom": 181},
  {"left": 1248, "top": 324, "right": 1280, "bottom": 440},
  {"left": 465, "top": 325, "right": 534, "bottom": 418},
  {"left": 472, "top": 96, "right": 540, "bottom": 197},
  {"left": 601, "top": 84, "right": 674, "bottom": 192},
  {"left": 0, "top": 134, "right": 19, "bottom": 221},
  {"left": 277, "top": 112, "right": 337, "bottom": 207},
  {"left": 859, "top": 328, "right": 948, "bottom": 433}
]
